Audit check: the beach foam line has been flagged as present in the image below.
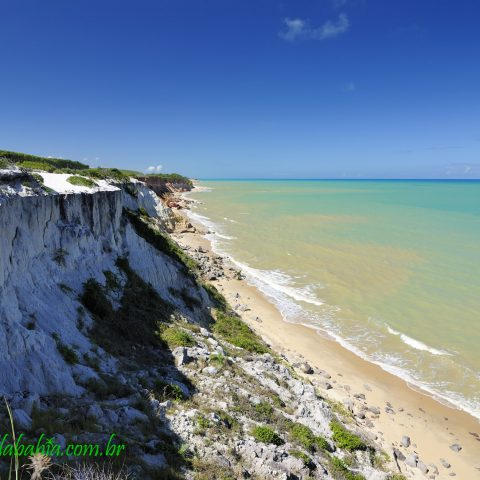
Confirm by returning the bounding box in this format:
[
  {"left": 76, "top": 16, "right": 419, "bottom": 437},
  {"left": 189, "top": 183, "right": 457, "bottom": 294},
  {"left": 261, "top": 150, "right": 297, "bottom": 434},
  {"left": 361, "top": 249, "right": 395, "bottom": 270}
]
[
  {"left": 183, "top": 190, "right": 480, "bottom": 421},
  {"left": 386, "top": 325, "right": 451, "bottom": 356}
]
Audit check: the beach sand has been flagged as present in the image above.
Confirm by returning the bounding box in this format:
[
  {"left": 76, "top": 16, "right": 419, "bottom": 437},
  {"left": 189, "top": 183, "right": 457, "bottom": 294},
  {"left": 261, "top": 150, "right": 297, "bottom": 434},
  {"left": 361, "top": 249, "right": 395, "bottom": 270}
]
[{"left": 173, "top": 203, "right": 480, "bottom": 480}]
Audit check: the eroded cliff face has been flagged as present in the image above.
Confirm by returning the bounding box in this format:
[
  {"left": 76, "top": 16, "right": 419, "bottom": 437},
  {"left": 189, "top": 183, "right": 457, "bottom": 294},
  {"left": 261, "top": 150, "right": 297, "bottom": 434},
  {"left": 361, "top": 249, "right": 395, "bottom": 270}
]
[
  {"left": 0, "top": 183, "right": 207, "bottom": 397},
  {"left": 0, "top": 174, "right": 396, "bottom": 480}
]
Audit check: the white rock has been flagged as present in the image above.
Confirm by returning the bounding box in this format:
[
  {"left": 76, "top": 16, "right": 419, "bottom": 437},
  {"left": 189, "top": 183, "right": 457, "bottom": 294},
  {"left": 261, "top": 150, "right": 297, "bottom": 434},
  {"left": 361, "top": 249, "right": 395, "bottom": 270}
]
[{"left": 13, "top": 409, "right": 32, "bottom": 430}]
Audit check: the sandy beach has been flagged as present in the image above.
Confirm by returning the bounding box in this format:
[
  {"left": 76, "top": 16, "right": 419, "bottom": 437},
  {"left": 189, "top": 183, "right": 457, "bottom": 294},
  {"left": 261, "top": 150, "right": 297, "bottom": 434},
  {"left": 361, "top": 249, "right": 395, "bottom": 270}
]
[{"left": 172, "top": 193, "right": 480, "bottom": 480}]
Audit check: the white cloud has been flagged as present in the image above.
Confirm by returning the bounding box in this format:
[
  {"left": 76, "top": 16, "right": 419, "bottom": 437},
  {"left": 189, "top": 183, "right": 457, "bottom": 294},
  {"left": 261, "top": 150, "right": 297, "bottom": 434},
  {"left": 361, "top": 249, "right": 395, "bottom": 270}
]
[
  {"left": 279, "top": 14, "right": 350, "bottom": 42},
  {"left": 147, "top": 164, "right": 163, "bottom": 173},
  {"left": 444, "top": 162, "right": 480, "bottom": 177}
]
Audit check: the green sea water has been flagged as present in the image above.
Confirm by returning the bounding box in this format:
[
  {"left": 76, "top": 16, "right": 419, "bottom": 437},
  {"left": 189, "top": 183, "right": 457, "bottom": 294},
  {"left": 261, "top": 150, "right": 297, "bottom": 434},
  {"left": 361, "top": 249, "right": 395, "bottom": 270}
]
[{"left": 188, "top": 180, "right": 480, "bottom": 419}]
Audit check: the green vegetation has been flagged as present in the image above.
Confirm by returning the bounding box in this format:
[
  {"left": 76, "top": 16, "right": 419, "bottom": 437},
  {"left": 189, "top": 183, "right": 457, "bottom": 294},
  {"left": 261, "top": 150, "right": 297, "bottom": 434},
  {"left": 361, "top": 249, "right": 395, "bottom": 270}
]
[
  {"left": 254, "top": 401, "right": 274, "bottom": 418},
  {"left": 125, "top": 208, "right": 200, "bottom": 275},
  {"left": 56, "top": 342, "right": 78, "bottom": 364},
  {"left": 141, "top": 173, "right": 193, "bottom": 188},
  {"left": 104, "top": 270, "right": 121, "bottom": 291},
  {"left": 0, "top": 157, "right": 10, "bottom": 169},
  {"left": 58, "top": 283, "right": 73, "bottom": 293},
  {"left": 86, "top": 374, "right": 133, "bottom": 399},
  {"left": 80, "top": 257, "right": 174, "bottom": 354},
  {"left": 387, "top": 475, "right": 407, "bottom": 480},
  {"left": 67, "top": 175, "right": 97, "bottom": 187},
  {"left": 52, "top": 248, "right": 68, "bottom": 266},
  {"left": 191, "top": 457, "right": 236, "bottom": 480},
  {"left": 52, "top": 333, "right": 78, "bottom": 364},
  {"left": 153, "top": 380, "right": 185, "bottom": 401},
  {"left": 330, "top": 420, "right": 367, "bottom": 452},
  {"left": 159, "top": 325, "right": 195, "bottom": 348},
  {"left": 209, "top": 353, "right": 226, "bottom": 366},
  {"left": 169, "top": 287, "right": 202, "bottom": 310},
  {"left": 0, "top": 149, "right": 88, "bottom": 170},
  {"left": 212, "top": 310, "right": 268, "bottom": 353},
  {"left": 329, "top": 456, "right": 366, "bottom": 480},
  {"left": 202, "top": 282, "right": 228, "bottom": 311},
  {"left": 289, "top": 449, "right": 312, "bottom": 467},
  {"left": 251, "top": 425, "right": 284, "bottom": 445},
  {"left": 288, "top": 422, "right": 333, "bottom": 453}
]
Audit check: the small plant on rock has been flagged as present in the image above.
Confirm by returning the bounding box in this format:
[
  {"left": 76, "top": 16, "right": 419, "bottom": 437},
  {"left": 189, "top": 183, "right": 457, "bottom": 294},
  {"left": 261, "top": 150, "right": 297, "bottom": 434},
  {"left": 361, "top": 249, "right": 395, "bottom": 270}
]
[
  {"left": 251, "top": 425, "right": 284, "bottom": 446},
  {"left": 330, "top": 420, "right": 367, "bottom": 452}
]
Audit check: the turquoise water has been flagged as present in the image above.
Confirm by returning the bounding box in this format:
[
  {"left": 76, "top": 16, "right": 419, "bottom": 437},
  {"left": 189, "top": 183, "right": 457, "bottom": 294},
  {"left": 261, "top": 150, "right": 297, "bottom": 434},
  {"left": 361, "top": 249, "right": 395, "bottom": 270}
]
[{"left": 188, "top": 180, "right": 480, "bottom": 419}]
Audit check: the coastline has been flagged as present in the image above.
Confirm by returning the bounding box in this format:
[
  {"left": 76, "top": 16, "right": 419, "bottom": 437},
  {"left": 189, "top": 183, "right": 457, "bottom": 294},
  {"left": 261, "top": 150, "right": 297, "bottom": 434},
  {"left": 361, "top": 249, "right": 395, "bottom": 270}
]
[{"left": 173, "top": 188, "right": 480, "bottom": 479}]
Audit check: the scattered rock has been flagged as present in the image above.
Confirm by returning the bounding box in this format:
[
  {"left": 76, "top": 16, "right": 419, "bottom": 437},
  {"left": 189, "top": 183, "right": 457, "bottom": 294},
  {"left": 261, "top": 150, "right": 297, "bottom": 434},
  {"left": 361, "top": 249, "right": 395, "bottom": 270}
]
[
  {"left": 392, "top": 448, "right": 406, "bottom": 461},
  {"left": 440, "top": 458, "right": 451, "bottom": 468},
  {"left": 13, "top": 409, "right": 32, "bottom": 430},
  {"left": 202, "top": 366, "right": 218, "bottom": 375},
  {"left": 368, "top": 406, "right": 381, "bottom": 415},
  {"left": 299, "top": 362, "right": 314, "bottom": 374},
  {"left": 401, "top": 435, "right": 411, "bottom": 448},
  {"left": 354, "top": 393, "right": 366, "bottom": 400},
  {"left": 417, "top": 460, "right": 429, "bottom": 474},
  {"left": 405, "top": 453, "right": 418, "bottom": 468},
  {"left": 449, "top": 443, "right": 462, "bottom": 452},
  {"left": 173, "top": 346, "right": 192, "bottom": 366}
]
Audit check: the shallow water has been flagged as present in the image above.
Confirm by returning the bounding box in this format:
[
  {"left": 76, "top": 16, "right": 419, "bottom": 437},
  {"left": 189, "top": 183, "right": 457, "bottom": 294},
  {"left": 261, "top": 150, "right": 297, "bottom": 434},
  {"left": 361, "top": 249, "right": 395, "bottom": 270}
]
[{"left": 188, "top": 180, "right": 480, "bottom": 419}]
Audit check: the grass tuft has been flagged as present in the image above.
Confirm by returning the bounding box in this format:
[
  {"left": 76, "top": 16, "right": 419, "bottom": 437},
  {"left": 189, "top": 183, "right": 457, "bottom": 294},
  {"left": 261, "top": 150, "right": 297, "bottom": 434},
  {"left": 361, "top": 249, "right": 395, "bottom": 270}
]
[
  {"left": 251, "top": 425, "right": 284, "bottom": 446},
  {"left": 212, "top": 310, "right": 268, "bottom": 353},
  {"left": 330, "top": 420, "right": 367, "bottom": 452},
  {"left": 67, "top": 175, "right": 97, "bottom": 188}
]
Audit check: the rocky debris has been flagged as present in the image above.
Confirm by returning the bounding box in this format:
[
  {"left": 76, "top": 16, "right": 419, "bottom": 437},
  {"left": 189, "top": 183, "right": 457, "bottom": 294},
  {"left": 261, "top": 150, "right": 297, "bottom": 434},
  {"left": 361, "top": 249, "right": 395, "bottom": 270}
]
[
  {"left": 393, "top": 448, "right": 406, "bottom": 461},
  {"left": 405, "top": 453, "right": 419, "bottom": 468},
  {"left": 13, "top": 408, "right": 32, "bottom": 430},
  {"left": 417, "top": 460, "right": 429, "bottom": 474},
  {"left": 354, "top": 393, "right": 366, "bottom": 400},
  {"left": 299, "top": 362, "right": 314, "bottom": 374},
  {"left": 368, "top": 406, "right": 381, "bottom": 415},
  {"left": 173, "top": 346, "right": 192, "bottom": 366},
  {"left": 449, "top": 443, "right": 462, "bottom": 452},
  {"left": 402, "top": 435, "right": 411, "bottom": 448},
  {"left": 440, "top": 458, "right": 451, "bottom": 468}
]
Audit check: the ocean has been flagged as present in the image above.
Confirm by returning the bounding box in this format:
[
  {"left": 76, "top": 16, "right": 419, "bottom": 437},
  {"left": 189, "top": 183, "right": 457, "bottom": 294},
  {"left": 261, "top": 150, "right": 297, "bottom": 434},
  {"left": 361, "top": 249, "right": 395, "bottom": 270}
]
[{"left": 187, "top": 180, "right": 480, "bottom": 420}]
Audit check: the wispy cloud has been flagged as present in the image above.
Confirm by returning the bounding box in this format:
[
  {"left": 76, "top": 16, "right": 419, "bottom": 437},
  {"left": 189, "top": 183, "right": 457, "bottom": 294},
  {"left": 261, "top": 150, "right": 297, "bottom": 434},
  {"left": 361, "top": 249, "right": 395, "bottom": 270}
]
[
  {"left": 279, "top": 14, "right": 350, "bottom": 42},
  {"left": 147, "top": 164, "right": 163, "bottom": 173},
  {"left": 444, "top": 162, "right": 480, "bottom": 177}
]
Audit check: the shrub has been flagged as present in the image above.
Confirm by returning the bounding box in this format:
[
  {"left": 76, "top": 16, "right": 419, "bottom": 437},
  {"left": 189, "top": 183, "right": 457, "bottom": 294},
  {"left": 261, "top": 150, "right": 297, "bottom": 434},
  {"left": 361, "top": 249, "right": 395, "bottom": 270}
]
[
  {"left": 86, "top": 374, "right": 133, "bottom": 400},
  {"left": 251, "top": 425, "right": 284, "bottom": 446},
  {"left": 329, "top": 456, "right": 366, "bottom": 480},
  {"left": 289, "top": 449, "right": 312, "bottom": 467},
  {"left": 124, "top": 208, "right": 199, "bottom": 275},
  {"left": 0, "top": 157, "right": 10, "bottom": 169},
  {"left": 18, "top": 160, "right": 56, "bottom": 172},
  {"left": 53, "top": 336, "right": 78, "bottom": 365},
  {"left": 80, "top": 259, "right": 175, "bottom": 353},
  {"left": 159, "top": 326, "right": 195, "bottom": 348},
  {"left": 330, "top": 420, "right": 367, "bottom": 451},
  {"left": 254, "top": 401, "right": 273, "bottom": 419},
  {"left": 53, "top": 248, "right": 68, "bottom": 266},
  {"left": 209, "top": 353, "right": 226, "bottom": 366},
  {"left": 212, "top": 310, "right": 268, "bottom": 353},
  {"left": 0, "top": 149, "right": 88, "bottom": 170},
  {"left": 67, "top": 175, "right": 97, "bottom": 187},
  {"left": 202, "top": 282, "right": 228, "bottom": 311},
  {"left": 289, "top": 423, "right": 316, "bottom": 451},
  {"left": 153, "top": 380, "right": 185, "bottom": 401}
]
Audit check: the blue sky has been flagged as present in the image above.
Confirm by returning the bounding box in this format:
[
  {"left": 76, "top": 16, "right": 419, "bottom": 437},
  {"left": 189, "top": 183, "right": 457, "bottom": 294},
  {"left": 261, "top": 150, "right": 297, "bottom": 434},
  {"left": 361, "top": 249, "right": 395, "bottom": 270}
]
[{"left": 1, "top": 0, "right": 479, "bottom": 178}]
